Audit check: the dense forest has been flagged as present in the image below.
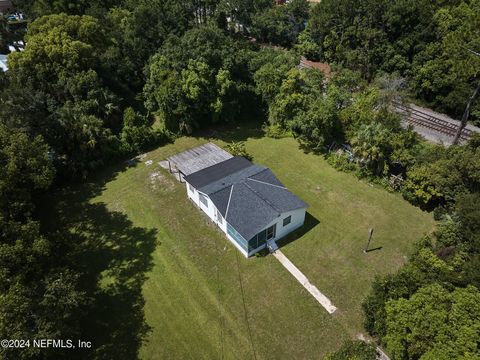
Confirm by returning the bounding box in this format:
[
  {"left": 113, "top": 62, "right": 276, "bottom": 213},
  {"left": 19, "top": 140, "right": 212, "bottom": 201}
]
[{"left": 0, "top": 0, "right": 479, "bottom": 359}]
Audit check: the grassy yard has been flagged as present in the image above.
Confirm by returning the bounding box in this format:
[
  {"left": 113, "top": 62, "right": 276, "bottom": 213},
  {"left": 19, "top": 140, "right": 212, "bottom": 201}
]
[{"left": 43, "top": 126, "right": 434, "bottom": 359}]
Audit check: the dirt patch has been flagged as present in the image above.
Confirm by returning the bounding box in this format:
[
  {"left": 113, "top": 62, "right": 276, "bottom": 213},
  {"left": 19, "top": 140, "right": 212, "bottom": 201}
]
[{"left": 150, "top": 171, "right": 175, "bottom": 192}]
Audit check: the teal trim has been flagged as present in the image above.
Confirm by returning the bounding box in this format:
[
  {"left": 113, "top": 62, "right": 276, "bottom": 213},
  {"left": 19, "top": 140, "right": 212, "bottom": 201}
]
[
  {"left": 248, "top": 229, "right": 267, "bottom": 252},
  {"left": 227, "top": 223, "right": 248, "bottom": 251}
]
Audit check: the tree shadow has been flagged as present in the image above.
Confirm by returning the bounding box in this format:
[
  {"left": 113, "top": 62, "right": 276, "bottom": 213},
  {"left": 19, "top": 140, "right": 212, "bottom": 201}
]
[
  {"left": 193, "top": 121, "right": 264, "bottom": 143},
  {"left": 38, "top": 162, "right": 158, "bottom": 359},
  {"left": 276, "top": 212, "right": 320, "bottom": 250}
]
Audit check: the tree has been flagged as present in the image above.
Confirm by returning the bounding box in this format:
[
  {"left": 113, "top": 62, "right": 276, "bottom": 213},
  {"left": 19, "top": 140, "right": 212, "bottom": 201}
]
[
  {"left": 252, "top": 49, "right": 300, "bottom": 105},
  {"left": 216, "top": 0, "right": 272, "bottom": 30},
  {"left": 324, "top": 341, "right": 377, "bottom": 360},
  {"left": 267, "top": 67, "right": 325, "bottom": 129},
  {"left": 403, "top": 144, "right": 480, "bottom": 208},
  {"left": 290, "top": 85, "right": 344, "bottom": 152},
  {"left": 15, "top": 0, "right": 118, "bottom": 18},
  {"left": 144, "top": 25, "right": 257, "bottom": 133},
  {"left": 0, "top": 125, "right": 88, "bottom": 360},
  {"left": 0, "top": 124, "right": 54, "bottom": 219},
  {"left": 4, "top": 14, "right": 122, "bottom": 178},
  {"left": 251, "top": 0, "right": 309, "bottom": 47},
  {"left": 385, "top": 284, "right": 480, "bottom": 360},
  {"left": 411, "top": 0, "right": 480, "bottom": 127}
]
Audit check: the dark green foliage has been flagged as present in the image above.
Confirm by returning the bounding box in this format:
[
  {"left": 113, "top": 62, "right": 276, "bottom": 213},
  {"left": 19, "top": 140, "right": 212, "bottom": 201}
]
[
  {"left": 0, "top": 126, "right": 89, "bottom": 360},
  {"left": 224, "top": 141, "right": 252, "bottom": 161},
  {"left": 251, "top": 49, "right": 300, "bottom": 105},
  {"left": 262, "top": 122, "right": 291, "bottom": 139},
  {"left": 119, "top": 108, "right": 169, "bottom": 154},
  {"left": 290, "top": 85, "right": 344, "bottom": 152},
  {"left": 308, "top": 0, "right": 480, "bottom": 122},
  {"left": 324, "top": 340, "right": 377, "bottom": 360},
  {"left": 15, "top": 0, "right": 119, "bottom": 18},
  {"left": 217, "top": 0, "right": 273, "bottom": 29},
  {"left": 144, "top": 25, "right": 258, "bottom": 133},
  {"left": 3, "top": 14, "right": 122, "bottom": 178},
  {"left": 402, "top": 142, "right": 480, "bottom": 208},
  {"left": 106, "top": 0, "right": 192, "bottom": 87},
  {"left": 251, "top": 0, "right": 309, "bottom": 47},
  {"left": 385, "top": 284, "right": 480, "bottom": 359},
  {"left": 363, "top": 181, "right": 480, "bottom": 358}
]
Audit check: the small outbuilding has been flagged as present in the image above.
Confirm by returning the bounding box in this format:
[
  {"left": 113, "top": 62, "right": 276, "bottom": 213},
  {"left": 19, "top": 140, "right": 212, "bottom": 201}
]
[
  {"left": 183, "top": 155, "right": 308, "bottom": 257},
  {"left": 166, "top": 142, "right": 232, "bottom": 181}
]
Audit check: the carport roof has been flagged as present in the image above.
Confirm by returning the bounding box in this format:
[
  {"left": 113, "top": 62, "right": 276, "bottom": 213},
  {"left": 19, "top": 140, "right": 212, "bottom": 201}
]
[{"left": 167, "top": 142, "right": 232, "bottom": 176}]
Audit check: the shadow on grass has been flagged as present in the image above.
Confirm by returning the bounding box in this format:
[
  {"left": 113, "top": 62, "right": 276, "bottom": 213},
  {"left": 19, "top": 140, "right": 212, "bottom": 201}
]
[
  {"left": 194, "top": 121, "right": 264, "bottom": 143},
  {"left": 38, "top": 162, "right": 158, "bottom": 359},
  {"left": 254, "top": 213, "right": 320, "bottom": 257},
  {"left": 276, "top": 212, "right": 320, "bottom": 250}
]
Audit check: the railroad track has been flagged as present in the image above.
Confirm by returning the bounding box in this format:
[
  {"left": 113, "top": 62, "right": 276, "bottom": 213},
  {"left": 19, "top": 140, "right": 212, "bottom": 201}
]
[{"left": 393, "top": 102, "right": 472, "bottom": 141}]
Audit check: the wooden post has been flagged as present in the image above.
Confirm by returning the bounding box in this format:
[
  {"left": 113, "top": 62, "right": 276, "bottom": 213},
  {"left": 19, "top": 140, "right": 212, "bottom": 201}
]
[
  {"left": 168, "top": 160, "right": 172, "bottom": 173},
  {"left": 364, "top": 228, "right": 374, "bottom": 253}
]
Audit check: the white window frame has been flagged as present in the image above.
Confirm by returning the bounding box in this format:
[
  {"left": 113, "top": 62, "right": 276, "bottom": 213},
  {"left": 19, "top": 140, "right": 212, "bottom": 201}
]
[
  {"left": 216, "top": 209, "right": 223, "bottom": 225},
  {"left": 199, "top": 193, "right": 208, "bottom": 208}
]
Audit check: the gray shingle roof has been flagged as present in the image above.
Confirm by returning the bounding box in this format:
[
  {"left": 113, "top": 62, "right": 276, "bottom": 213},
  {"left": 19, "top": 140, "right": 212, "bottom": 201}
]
[
  {"left": 185, "top": 157, "right": 308, "bottom": 241},
  {"left": 184, "top": 157, "right": 251, "bottom": 189}
]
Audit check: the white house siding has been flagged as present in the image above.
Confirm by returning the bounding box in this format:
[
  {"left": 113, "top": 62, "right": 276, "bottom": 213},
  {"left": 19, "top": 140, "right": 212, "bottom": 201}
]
[
  {"left": 245, "top": 208, "right": 306, "bottom": 257},
  {"left": 269, "top": 208, "right": 307, "bottom": 240},
  {"left": 186, "top": 181, "right": 227, "bottom": 232}
]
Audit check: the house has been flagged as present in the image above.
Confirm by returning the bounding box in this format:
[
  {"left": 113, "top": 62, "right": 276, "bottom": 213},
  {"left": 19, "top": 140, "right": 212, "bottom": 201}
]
[{"left": 184, "top": 156, "right": 308, "bottom": 257}]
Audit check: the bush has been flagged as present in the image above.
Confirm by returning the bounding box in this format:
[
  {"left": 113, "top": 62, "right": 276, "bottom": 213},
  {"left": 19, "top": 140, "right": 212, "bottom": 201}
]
[
  {"left": 324, "top": 340, "right": 377, "bottom": 360},
  {"left": 120, "top": 126, "right": 170, "bottom": 155},
  {"left": 224, "top": 141, "right": 253, "bottom": 161},
  {"left": 262, "top": 122, "right": 291, "bottom": 139},
  {"left": 326, "top": 151, "right": 357, "bottom": 173}
]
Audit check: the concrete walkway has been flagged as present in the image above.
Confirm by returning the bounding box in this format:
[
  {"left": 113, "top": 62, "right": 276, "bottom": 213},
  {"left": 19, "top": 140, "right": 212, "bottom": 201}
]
[{"left": 272, "top": 249, "right": 337, "bottom": 314}]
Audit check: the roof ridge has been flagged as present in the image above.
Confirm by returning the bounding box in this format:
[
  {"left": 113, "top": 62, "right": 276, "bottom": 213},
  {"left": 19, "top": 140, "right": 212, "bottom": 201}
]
[
  {"left": 247, "top": 177, "right": 287, "bottom": 189},
  {"left": 243, "top": 181, "right": 281, "bottom": 215},
  {"left": 224, "top": 185, "right": 234, "bottom": 220},
  {"left": 201, "top": 164, "right": 265, "bottom": 195}
]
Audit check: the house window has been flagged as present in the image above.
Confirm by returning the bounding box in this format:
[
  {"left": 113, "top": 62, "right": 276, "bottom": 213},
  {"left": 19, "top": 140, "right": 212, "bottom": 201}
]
[
  {"left": 199, "top": 193, "right": 208, "bottom": 208},
  {"left": 227, "top": 223, "right": 248, "bottom": 251},
  {"left": 216, "top": 209, "right": 223, "bottom": 225},
  {"left": 283, "top": 215, "right": 291, "bottom": 227},
  {"left": 188, "top": 183, "right": 195, "bottom": 193},
  {"left": 266, "top": 224, "right": 276, "bottom": 240}
]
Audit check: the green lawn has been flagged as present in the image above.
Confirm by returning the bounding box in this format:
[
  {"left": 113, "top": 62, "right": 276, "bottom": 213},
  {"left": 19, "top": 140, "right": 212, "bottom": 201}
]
[{"left": 44, "top": 127, "right": 434, "bottom": 359}]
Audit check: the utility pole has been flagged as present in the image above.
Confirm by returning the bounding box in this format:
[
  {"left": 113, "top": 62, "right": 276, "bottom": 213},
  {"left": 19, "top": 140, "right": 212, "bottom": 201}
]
[
  {"left": 453, "top": 48, "right": 480, "bottom": 145},
  {"left": 453, "top": 78, "right": 480, "bottom": 144}
]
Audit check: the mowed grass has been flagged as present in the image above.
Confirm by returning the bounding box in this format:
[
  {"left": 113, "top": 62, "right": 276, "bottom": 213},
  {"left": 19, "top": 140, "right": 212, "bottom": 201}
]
[{"left": 46, "top": 130, "right": 435, "bottom": 359}]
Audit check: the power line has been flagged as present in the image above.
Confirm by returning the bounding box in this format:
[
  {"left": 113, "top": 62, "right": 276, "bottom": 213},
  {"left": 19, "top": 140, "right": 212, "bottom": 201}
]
[
  {"left": 234, "top": 250, "right": 258, "bottom": 360},
  {"left": 213, "top": 233, "right": 225, "bottom": 360}
]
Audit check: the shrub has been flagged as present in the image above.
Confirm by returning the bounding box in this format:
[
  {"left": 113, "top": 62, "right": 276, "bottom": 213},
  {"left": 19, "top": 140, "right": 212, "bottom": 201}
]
[
  {"left": 262, "top": 122, "right": 291, "bottom": 139},
  {"left": 224, "top": 141, "right": 253, "bottom": 161},
  {"left": 324, "top": 340, "right": 377, "bottom": 360},
  {"left": 326, "top": 151, "right": 357, "bottom": 173}
]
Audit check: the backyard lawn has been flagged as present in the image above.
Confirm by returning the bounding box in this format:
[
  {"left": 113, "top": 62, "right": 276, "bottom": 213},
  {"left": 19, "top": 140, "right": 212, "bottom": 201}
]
[{"left": 43, "top": 126, "right": 435, "bottom": 359}]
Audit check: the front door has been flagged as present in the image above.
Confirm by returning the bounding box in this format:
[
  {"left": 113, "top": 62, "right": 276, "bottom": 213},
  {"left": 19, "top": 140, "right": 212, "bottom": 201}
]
[{"left": 266, "top": 224, "right": 276, "bottom": 240}]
